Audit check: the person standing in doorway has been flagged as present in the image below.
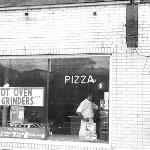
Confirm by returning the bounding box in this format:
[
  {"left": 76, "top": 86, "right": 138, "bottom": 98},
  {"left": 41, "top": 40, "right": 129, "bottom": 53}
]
[{"left": 76, "top": 92, "right": 98, "bottom": 140}]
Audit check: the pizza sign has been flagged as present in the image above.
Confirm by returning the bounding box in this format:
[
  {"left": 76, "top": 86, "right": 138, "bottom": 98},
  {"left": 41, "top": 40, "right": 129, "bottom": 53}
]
[{"left": 65, "top": 75, "right": 96, "bottom": 84}]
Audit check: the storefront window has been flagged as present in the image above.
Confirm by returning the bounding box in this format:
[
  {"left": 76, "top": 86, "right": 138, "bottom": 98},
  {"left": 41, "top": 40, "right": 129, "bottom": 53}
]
[
  {"left": 0, "top": 56, "right": 109, "bottom": 142},
  {"left": 0, "top": 59, "right": 48, "bottom": 139},
  {"left": 48, "top": 56, "right": 109, "bottom": 142}
]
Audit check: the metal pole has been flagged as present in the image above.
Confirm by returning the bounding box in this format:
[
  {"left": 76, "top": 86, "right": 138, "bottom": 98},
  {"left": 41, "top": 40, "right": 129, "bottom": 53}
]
[
  {"left": 45, "top": 58, "right": 50, "bottom": 139},
  {"left": 2, "top": 60, "right": 11, "bottom": 127}
]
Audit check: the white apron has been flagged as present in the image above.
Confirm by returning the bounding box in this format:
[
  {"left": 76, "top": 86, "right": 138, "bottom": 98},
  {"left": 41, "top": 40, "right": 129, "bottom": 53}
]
[{"left": 79, "top": 118, "right": 94, "bottom": 140}]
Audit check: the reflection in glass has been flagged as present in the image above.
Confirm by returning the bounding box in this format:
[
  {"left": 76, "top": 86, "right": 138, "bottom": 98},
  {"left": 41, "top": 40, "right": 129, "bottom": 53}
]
[
  {"left": 0, "top": 56, "right": 109, "bottom": 142},
  {"left": 49, "top": 57, "right": 109, "bottom": 142},
  {"left": 0, "top": 59, "right": 48, "bottom": 139}
]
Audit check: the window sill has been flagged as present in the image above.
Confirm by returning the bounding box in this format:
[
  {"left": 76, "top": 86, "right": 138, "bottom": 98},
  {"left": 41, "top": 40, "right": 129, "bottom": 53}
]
[{"left": 0, "top": 137, "right": 110, "bottom": 150}]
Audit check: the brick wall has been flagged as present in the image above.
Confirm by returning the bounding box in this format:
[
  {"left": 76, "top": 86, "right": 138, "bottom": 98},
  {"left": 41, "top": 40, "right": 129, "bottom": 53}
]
[
  {"left": 111, "top": 53, "right": 146, "bottom": 150},
  {"left": 0, "top": 4, "right": 126, "bottom": 55},
  {"left": 0, "top": 2, "right": 150, "bottom": 150},
  {"left": 110, "top": 4, "right": 150, "bottom": 150}
]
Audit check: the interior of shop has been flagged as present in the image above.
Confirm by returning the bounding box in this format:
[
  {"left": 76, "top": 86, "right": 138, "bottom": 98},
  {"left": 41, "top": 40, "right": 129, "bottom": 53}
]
[{"left": 0, "top": 56, "right": 109, "bottom": 142}]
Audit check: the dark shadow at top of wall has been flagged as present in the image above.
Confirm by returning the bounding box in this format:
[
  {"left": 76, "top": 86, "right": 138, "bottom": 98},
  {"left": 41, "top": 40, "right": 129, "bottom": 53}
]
[{"left": 0, "top": 0, "right": 130, "bottom": 8}]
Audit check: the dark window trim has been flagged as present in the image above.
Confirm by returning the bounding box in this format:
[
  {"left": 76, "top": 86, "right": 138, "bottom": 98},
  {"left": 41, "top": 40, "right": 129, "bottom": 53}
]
[{"left": 0, "top": 54, "right": 111, "bottom": 60}]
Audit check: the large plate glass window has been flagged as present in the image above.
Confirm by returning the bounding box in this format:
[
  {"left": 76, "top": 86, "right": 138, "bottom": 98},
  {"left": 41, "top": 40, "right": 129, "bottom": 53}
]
[
  {"left": 0, "top": 56, "right": 109, "bottom": 142},
  {"left": 0, "top": 59, "right": 47, "bottom": 139},
  {"left": 48, "top": 56, "right": 109, "bottom": 142}
]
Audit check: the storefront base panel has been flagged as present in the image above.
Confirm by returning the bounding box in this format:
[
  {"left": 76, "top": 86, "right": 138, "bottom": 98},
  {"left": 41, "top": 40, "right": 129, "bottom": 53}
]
[{"left": 0, "top": 137, "right": 110, "bottom": 150}]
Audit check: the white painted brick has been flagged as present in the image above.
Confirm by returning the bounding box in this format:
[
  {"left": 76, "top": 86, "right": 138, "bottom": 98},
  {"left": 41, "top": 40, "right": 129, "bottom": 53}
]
[
  {"left": 0, "top": 3, "right": 150, "bottom": 150},
  {"left": 0, "top": 4, "right": 126, "bottom": 55}
]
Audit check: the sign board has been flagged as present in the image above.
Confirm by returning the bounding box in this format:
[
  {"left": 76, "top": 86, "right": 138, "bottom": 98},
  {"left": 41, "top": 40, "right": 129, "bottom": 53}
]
[
  {"left": 0, "top": 87, "right": 44, "bottom": 106},
  {"left": 0, "top": 127, "right": 45, "bottom": 139},
  {"left": 10, "top": 106, "right": 24, "bottom": 123}
]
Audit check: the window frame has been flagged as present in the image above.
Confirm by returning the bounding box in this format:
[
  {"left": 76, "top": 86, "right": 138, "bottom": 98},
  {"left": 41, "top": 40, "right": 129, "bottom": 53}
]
[{"left": 0, "top": 54, "right": 111, "bottom": 143}]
